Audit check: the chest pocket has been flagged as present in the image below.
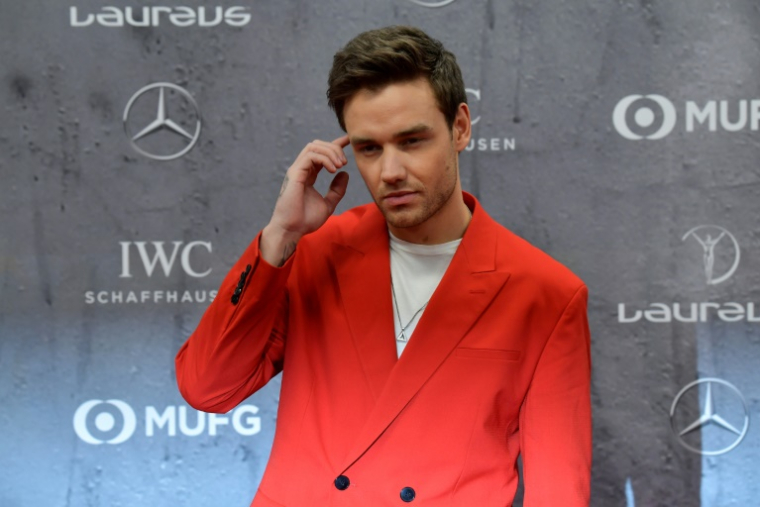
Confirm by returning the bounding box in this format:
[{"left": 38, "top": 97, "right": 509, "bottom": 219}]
[{"left": 454, "top": 347, "right": 521, "bottom": 361}]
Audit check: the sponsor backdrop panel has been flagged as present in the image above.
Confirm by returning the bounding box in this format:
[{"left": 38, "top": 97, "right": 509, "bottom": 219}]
[{"left": 0, "top": 1, "right": 758, "bottom": 506}]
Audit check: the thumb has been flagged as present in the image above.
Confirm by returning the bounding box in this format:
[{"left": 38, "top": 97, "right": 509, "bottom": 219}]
[{"left": 324, "top": 171, "right": 349, "bottom": 213}]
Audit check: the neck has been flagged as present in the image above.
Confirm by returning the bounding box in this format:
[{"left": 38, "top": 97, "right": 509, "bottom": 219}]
[{"left": 388, "top": 188, "right": 472, "bottom": 245}]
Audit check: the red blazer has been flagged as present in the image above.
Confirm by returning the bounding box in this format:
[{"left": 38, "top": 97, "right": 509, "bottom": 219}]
[{"left": 176, "top": 192, "right": 591, "bottom": 507}]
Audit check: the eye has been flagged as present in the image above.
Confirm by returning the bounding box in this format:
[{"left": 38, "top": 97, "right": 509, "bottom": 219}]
[
  {"left": 358, "top": 144, "right": 380, "bottom": 154},
  {"left": 401, "top": 137, "right": 422, "bottom": 147}
]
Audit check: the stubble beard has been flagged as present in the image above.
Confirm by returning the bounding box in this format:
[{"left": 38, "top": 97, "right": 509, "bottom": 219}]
[{"left": 377, "top": 161, "right": 458, "bottom": 230}]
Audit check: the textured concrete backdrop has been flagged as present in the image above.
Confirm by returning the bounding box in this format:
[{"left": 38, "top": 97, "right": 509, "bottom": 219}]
[{"left": 2, "top": 1, "right": 759, "bottom": 506}]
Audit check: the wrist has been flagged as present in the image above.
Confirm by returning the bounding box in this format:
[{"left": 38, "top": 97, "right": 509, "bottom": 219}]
[{"left": 260, "top": 224, "right": 302, "bottom": 267}]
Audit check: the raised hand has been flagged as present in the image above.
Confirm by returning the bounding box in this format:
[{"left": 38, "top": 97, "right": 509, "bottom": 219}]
[{"left": 260, "top": 135, "right": 351, "bottom": 266}]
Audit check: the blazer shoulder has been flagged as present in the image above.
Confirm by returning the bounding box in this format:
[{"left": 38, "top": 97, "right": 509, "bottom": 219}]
[
  {"left": 494, "top": 222, "right": 586, "bottom": 299},
  {"left": 298, "top": 203, "right": 376, "bottom": 250}
]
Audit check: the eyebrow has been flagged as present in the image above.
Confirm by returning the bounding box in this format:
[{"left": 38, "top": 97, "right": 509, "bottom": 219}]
[{"left": 350, "top": 123, "right": 433, "bottom": 146}]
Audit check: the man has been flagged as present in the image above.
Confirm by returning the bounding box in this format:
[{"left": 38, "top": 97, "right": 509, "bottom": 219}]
[{"left": 176, "top": 26, "right": 591, "bottom": 506}]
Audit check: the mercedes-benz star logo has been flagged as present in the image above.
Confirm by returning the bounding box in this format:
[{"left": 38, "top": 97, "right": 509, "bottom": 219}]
[
  {"left": 670, "top": 378, "right": 749, "bottom": 456},
  {"left": 682, "top": 225, "right": 740, "bottom": 285},
  {"left": 123, "top": 82, "right": 201, "bottom": 161},
  {"left": 407, "top": 0, "right": 458, "bottom": 7}
]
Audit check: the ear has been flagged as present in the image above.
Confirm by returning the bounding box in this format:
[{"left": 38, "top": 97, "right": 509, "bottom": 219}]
[{"left": 452, "top": 102, "right": 472, "bottom": 152}]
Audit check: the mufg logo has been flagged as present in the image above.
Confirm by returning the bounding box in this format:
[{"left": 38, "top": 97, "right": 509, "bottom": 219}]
[
  {"left": 73, "top": 399, "right": 261, "bottom": 444},
  {"left": 613, "top": 94, "right": 760, "bottom": 139}
]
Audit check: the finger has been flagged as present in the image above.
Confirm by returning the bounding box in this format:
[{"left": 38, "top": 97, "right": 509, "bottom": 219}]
[
  {"left": 311, "top": 139, "right": 347, "bottom": 166},
  {"left": 303, "top": 141, "right": 345, "bottom": 168},
  {"left": 332, "top": 134, "right": 350, "bottom": 148},
  {"left": 324, "top": 171, "right": 349, "bottom": 212},
  {"left": 289, "top": 151, "right": 336, "bottom": 186},
  {"left": 297, "top": 140, "right": 343, "bottom": 163},
  {"left": 300, "top": 154, "right": 337, "bottom": 189},
  {"left": 308, "top": 152, "right": 337, "bottom": 174},
  {"left": 332, "top": 135, "right": 350, "bottom": 162}
]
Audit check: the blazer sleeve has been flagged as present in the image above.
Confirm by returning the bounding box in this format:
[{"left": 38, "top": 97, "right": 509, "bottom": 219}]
[
  {"left": 175, "top": 231, "right": 293, "bottom": 414},
  {"left": 519, "top": 284, "right": 592, "bottom": 506}
]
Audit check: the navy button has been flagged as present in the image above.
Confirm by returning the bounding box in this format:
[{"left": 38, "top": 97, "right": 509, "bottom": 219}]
[
  {"left": 400, "top": 487, "right": 415, "bottom": 502},
  {"left": 334, "top": 475, "right": 350, "bottom": 490},
  {"left": 231, "top": 294, "right": 240, "bottom": 305}
]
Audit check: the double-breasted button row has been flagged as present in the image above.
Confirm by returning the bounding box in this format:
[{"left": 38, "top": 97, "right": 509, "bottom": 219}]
[
  {"left": 334, "top": 475, "right": 350, "bottom": 490},
  {"left": 231, "top": 264, "right": 252, "bottom": 305},
  {"left": 400, "top": 487, "right": 416, "bottom": 502},
  {"left": 333, "top": 476, "right": 415, "bottom": 502}
]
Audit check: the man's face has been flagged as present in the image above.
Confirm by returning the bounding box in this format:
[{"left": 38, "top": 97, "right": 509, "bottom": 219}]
[{"left": 344, "top": 78, "right": 471, "bottom": 234}]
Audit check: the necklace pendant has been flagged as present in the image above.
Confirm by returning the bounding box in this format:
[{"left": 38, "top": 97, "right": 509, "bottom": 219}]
[{"left": 396, "top": 331, "right": 408, "bottom": 342}]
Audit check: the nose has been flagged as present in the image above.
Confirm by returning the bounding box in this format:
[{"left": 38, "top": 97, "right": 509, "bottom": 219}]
[{"left": 379, "top": 148, "right": 406, "bottom": 185}]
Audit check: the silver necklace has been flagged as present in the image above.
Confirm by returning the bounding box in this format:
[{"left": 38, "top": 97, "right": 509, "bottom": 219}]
[{"left": 390, "top": 277, "right": 429, "bottom": 342}]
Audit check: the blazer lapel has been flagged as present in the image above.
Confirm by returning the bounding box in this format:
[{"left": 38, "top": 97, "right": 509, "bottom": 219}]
[
  {"left": 333, "top": 207, "right": 398, "bottom": 402},
  {"left": 339, "top": 195, "right": 511, "bottom": 471}
]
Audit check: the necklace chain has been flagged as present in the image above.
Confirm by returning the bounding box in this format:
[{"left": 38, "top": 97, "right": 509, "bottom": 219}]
[{"left": 390, "top": 276, "right": 429, "bottom": 343}]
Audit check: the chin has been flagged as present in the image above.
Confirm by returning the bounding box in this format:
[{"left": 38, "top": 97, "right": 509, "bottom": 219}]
[{"left": 381, "top": 207, "right": 427, "bottom": 229}]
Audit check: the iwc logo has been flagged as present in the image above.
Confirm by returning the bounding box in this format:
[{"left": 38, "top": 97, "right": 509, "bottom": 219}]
[
  {"left": 670, "top": 378, "right": 750, "bottom": 456},
  {"left": 123, "top": 83, "right": 201, "bottom": 161},
  {"left": 613, "top": 94, "right": 677, "bottom": 140},
  {"left": 406, "top": 0, "right": 458, "bottom": 7},
  {"left": 73, "top": 399, "right": 137, "bottom": 445},
  {"left": 83, "top": 240, "right": 216, "bottom": 305}
]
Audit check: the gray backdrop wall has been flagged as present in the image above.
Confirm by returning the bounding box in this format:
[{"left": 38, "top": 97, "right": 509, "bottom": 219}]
[{"left": 1, "top": 1, "right": 759, "bottom": 506}]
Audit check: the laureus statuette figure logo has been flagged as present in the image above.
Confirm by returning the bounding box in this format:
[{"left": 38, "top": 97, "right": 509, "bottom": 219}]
[{"left": 681, "top": 225, "right": 740, "bottom": 285}]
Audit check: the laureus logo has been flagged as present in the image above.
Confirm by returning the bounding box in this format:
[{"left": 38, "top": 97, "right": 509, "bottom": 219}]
[
  {"left": 682, "top": 225, "right": 740, "bottom": 286},
  {"left": 617, "top": 226, "right": 754, "bottom": 324},
  {"left": 70, "top": 6, "right": 251, "bottom": 27},
  {"left": 613, "top": 94, "right": 677, "bottom": 140}
]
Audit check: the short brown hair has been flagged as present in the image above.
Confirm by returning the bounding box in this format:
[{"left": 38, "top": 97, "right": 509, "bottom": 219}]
[{"left": 327, "top": 26, "right": 467, "bottom": 131}]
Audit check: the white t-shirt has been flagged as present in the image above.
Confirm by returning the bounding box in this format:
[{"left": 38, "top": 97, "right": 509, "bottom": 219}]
[{"left": 389, "top": 231, "right": 461, "bottom": 357}]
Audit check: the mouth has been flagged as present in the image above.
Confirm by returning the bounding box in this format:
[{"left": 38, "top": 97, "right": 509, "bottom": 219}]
[{"left": 382, "top": 191, "right": 417, "bottom": 207}]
